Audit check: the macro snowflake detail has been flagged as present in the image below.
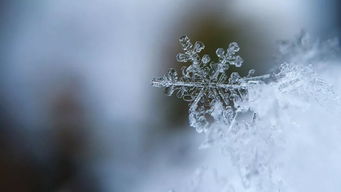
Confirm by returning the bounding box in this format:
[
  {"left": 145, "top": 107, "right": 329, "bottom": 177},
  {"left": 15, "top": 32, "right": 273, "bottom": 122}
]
[
  {"left": 152, "top": 35, "right": 270, "bottom": 133},
  {"left": 152, "top": 33, "right": 341, "bottom": 192}
]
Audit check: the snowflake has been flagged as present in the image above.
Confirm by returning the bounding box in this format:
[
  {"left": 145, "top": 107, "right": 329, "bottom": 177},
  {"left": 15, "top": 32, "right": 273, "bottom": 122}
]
[
  {"left": 151, "top": 34, "right": 341, "bottom": 192},
  {"left": 152, "top": 36, "right": 271, "bottom": 133}
]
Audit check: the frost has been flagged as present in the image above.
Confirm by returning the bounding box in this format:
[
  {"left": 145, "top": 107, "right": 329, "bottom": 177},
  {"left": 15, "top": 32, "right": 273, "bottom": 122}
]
[{"left": 152, "top": 34, "right": 341, "bottom": 192}]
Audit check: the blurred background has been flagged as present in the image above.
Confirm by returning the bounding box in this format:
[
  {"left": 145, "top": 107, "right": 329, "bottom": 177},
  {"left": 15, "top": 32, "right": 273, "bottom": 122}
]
[{"left": 0, "top": 0, "right": 340, "bottom": 191}]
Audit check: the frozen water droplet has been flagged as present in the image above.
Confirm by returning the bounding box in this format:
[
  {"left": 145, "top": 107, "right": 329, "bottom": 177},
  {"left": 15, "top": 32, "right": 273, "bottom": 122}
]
[
  {"left": 176, "top": 53, "right": 190, "bottom": 62},
  {"left": 216, "top": 48, "right": 225, "bottom": 58},
  {"left": 234, "top": 56, "right": 244, "bottom": 67},
  {"left": 202, "top": 54, "right": 211, "bottom": 64},
  {"left": 194, "top": 41, "right": 205, "bottom": 53},
  {"left": 228, "top": 42, "right": 240, "bottom": 53}
]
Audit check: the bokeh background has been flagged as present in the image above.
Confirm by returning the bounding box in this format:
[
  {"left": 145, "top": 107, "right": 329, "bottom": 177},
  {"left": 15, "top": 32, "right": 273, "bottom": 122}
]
[{"left": 0, "top": 0, "right": 340, "bottom": 191}]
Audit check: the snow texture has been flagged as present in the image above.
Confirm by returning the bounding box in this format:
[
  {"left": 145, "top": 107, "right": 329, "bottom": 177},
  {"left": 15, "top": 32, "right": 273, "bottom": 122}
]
[{"left": 152, "top": 34, "right": 341, "bottom": 192}]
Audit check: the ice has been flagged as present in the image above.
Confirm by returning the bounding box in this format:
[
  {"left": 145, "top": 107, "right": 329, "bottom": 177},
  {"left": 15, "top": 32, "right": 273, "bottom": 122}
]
[
  {"left": 152, "top": 34, "right": 341, "bottom": 192},
  {"left": 152, "top": 36, "right": 268, "bottom": 133}
]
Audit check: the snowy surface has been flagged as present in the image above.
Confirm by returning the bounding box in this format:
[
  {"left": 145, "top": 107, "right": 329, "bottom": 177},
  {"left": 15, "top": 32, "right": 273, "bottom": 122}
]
[{"left": 152, "top": 34, "right": 341, "bottom": 192}]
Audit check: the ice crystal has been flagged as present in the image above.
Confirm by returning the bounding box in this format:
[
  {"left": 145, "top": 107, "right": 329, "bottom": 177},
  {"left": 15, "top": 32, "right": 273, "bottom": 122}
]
[
  {"left": 152, "top": 34, "right": 341, "bottom": 192},
  {"left": 275, "top": 32, "right": 340, "bottom": 108},
  {"left": 152, "top": 36, "right": 271, "bottom": 133}
]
